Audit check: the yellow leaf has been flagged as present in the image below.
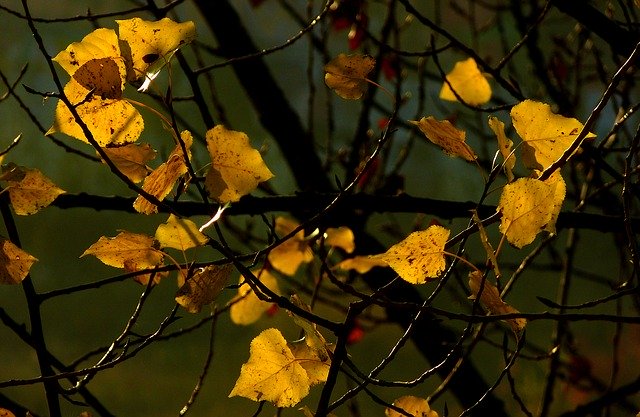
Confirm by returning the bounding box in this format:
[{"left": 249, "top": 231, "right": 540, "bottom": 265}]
[
  {"left": 125, "top": 259, "right": 166, "bottom": 286},
  {"left": 204, "top": 125, "right": 274, "bottom": 203},
  {"left": 133, "top": 130, "right": 193, "bottom": 214},
  {"left": 287, "top": 340, "right": 330, "bottom": 386},
  {"left": 299, "top": 406, "right": 338, "bottom": 417},
  {"left": 102, "top": 143, "right": 156, "bottom": 183},
  {"left": 511, "top": 100, "right": 596, "bottom": 171},
  {"left": 81, "top": 231, "right": 163, "bottom": 269},
  {"left": 230, "top": 268, "right": 280, "bottom": 325},
  {"left": 488, "top": 116, "right": 516, "bottom": 182},
  {"left": 1, "top": 164, "right": 65, "bottom": 215},
  {"left": 289, "top": 294, "right": 329, "bottom": 362},
  {"left": 324, "top": 54, "right": 375, "bottom": 100},
  {"left": 229, "top": 328, "right": 310, "bottom": 407},
  {"left": 0, "top": 408, "right": 17, "bottom": 417},
  {"left": 175, "top": 264, "right": 232, "bottom": 313},
  {"left": 325, "top": 226, "right": 355, "bottom": 253},
  {"left": 335, "top": 255, "right": 388, "bottom": 274},
  {"left": 155, "top": 214, "right": 209, "bottom": 251},
  {"left": 497, "top": 175, "right": 565, "bottom": 248},
  {"left": 439, "top": 57, "right": 491, "bottom": 106},
  {"left": 411, "top": 116, "right": 477, "bottom": 162},
  {"left": 386, "top": 396, "right": 439, "bottom": 417},
  {"left": 468, "top": 271, "right": 526, "bottom": 334},
  {"left": 267, "top": 217, "right": 314, "bottom": 276},
  {"left": 116, "top": 18, "right": 196, "bottom": 82},
  {"left": 371, "top": 225, "right": 450, "bottom": 284},
  {"left": 0, "top": 238, "right": 37, "bottom": 285}
]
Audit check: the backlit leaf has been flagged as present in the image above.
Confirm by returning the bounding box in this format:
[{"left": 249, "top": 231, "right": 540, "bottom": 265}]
[
  {"left": 511, "top": 100, "right": 596, "bottom": 171},
  {"left": 289, "top": 294, "right": 329, "bottom": 362},
  {"left": 102, "top": 143, "right": 156, "bottom": 183},
  {"left": 1, "top": 164, "right": 65, "bottom": 215},
  {"left": 287, "top": 340, "right": 330, "bottom": 386},
  {"left": 386, "top": 395, "right": 439, "bottom": 417},
  {"left": 81, "top": 231, "right": 163, "bottom": 269},
  {"left": 230, "top": 268, "right": 281, "bottom": 325},
  {"left": 0, "top": 408, "right": 17, "bottom": 417},
  {"left": 335, "top": 255, "right": 388, "bottom": 274},
  {"left": 267, "top": 217, "right": 314, "bottom": 276},
  {"left": 488, "top": 116, "right": 515, "bottom": 182},
  {"left": 155, "top": 214, "right": 209, "bottom": 251},
  {"left": 0, "top": 238, "right": 37, "bottom": 285},
  {"left": 175, "top": 264, "right": 232, "bottom": 313},
  {"left": 229, "top": 328, "right": 310, "bottom": 407},
  {"left": 324, "top": 54, "right": 375, "bottom": 100},
  {"left": 468, "top": 271, "right": 526, "bottom": 334},
  {"left": 325, "top": 226, "right": 355, "bottom": 253},
  {"left": 411, "top": 116, "right": 477, "bottom": 162},
  {"left": 439, "top": 57, "right": 491, "bottom": 106},
  {"left": 371, "top": 225, "right": 450, "bottom": 284},
  {"left": 204, "top": 125, "right": 274, "bottom": 203}
]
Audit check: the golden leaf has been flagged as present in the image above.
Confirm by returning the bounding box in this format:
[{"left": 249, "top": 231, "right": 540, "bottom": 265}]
[
  {"left": 230, "top": 269, "right": 281, "bottom": 325},
  {"left": 324, "top": 226, "right": 355, "bottom": 253},
  {"left": 229, "top": 328, "right": 310, "bottom": 407},
  {"left": 411, "top": 116, "right": 477, "bottom": 162},
  {"left": 289, "top": 294, "right": 329, "bottom": 362},
  {"left": 267, "top": 217, "right": 314, "bottom": 276},
  {"left": 488, "top": 116, "right": 516, "bottom": 182},
  {"left": 81, "top": 231, "right": 163, "bottom": 269},
  {"left": 335, "top": 255, "right": 389, "bottom": 274},
  {"left": 102, "top": 143, "right": 156, "bottom": 183},
  {"left": 0, "top": 238, "right": 37, "bottom": 285},
  {"left": 511, "top": 100, "right": 596, "bottom": 171},
  {"left": 468, "top": 271, "right": 526, "bottom": 334},
  {"left": 371, "top": 225, "right": 450, "bottom": 284},
  {"left": 155, "top": 214, "right": 209, "bottom": 251},
  {"left": 204, "top": 125, "right": 274, "bottom": 203},
  {"left": 175, "top": 264, "right": 232, "bottom": 313},
  {"left": 324, "top": 54, "right": 375, "bottom": 100},
  {"left": 439, "top": 57, "right": 491, "bottom": 106},
  {"left": 1, "top": 164, "right": 65, "bottom": 215},
  {"left": 386, "top": 396, "right": 439, "bottom": 417},
  {"left": 287, "top": 340, "right": 330, "bottom": 386},
  {"left": 0, "top": 408, "right": 17, "bottom": 417}
]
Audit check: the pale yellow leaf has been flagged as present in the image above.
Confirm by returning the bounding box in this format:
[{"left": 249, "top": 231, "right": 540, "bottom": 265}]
[
  {"left": 324, "top": 54, "right": 375, "bottom": 100},
  {"left": 371, "top": 225, "right": 450, "bottom": 284},
  {"left": 175, "top": 264, "right": 232, "bottom": 313},
  {"left": 230, "top": 268, "right": 281, "bottom": 325},
  {"left": 204, "top": 125, "right": 274, "bottom": 203},
  {"left": 335, "top": 255, "right": 388, "bottom": 274},
  {"left": 468, "top": 271, "right": 526, "bottom": 334},
  {"left": 386, "top": 395, "right": 439, "bottom": 417},
  {"left": 1, "top": 164, "right": 65, "bottom": 215},
  {"left": 155, "top": 214, "right": 209, "bottom": 251},
  {"left": 488, "top": 116, "right": 516, "bottom": 182},
  {"left": 325, "top": 226, "right": 355, "bottom": 253},
  {"left": 0, "top": 238, "right": 37, "bottom": 285},
  {"left": 81, "top": 231, "right": 163, "bottom": 269},
  {"left": 439, "top": 57, "right": 491, "bottom": 106},
  {"left": 267, "top": 217, "right": 314, "bottom": 276},
  {"left": 102, "top": 143, "right": 156, "bottom": 183},
  {"left": 411, "top": 116, "right": 477, "bottom": 161},
  {"left": 229, "top": 328, "right": 310, "bottom": 407}
]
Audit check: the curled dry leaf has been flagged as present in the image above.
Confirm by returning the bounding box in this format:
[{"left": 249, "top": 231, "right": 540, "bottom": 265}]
[
  {"left": 324, "top": 54, "right": 375, "bottom": 100},
  {"left": 101, "top": 143, "right": 156, "bottom": 183},
  {"left": 1, "top": 164, "right": 65, "bottom": 215},
  {"left": 175, "top": 264, "right": 232, "bottom": 313},
  {"left": 289, "top": 294, "right": 329, "bottom": 362},
  {"left": 439, "top": 57, "right": 492, "bottom": 106},
  {"left": 267, "top": 217, "right": 314, "bottom": 276},
  {"left": 81, "top": 231, "right": 163, "bottom": 269},
  {"left": 411, "top": 116, "right": 477, "bottom": 162},
  {"left": 488, "top": 116, "right": 516, "bottom": 182},
  {"left": 468, "top": 271, "right": 526, "bottom": 334},
  {"left": 155, "top": 214, "right": 209, "bottom": 251},
  {"left": 0, "top": 238, "right": 38, "bottom": 285}
]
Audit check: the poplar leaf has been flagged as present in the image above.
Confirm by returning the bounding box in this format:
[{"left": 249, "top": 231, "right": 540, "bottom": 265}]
[
  {"left": 287, "top": 340, "right": 330, "bottom": 386},
  {"left": 229, "top": 328, "right": 310, "bottom": 407},
  {"left": 155, "top": 214, "right": 209, "bottom": 250},
  {"left": 386, "top": 396, "right": 439, "bottom": 417},
  {"left": 325, "top": 226, "right": 355, "bottom": 253},
  {"left": 0, "top": 238, "right": 37, "bottom": 285},
  {"left": 411, "top": 116, "right": 477, "bottom": 162},
  {"left": 133, "top": 131, "right": 193, "bottom": 214},
  {"left": 324, "top": 54, "right": 375, "bottom": 100},
  {"left": 289, "top": 294, "right": 329, "bottom": 362},
  {"left": 81, "top": 231, "right": 163, "bottom": 269},
  {"left": 102, "top": 143, "right": 156, "bottom": 183},
  {"left": 204, "top": 125, "right": 274, "bottom": 203},
  {"left": 1, "top": 164, "right": 65, "bottom": 215},
  {"left": 511, "top": 100, "right": 596, "bottom": 171},
  {"left": 488, "top": 116, "right": 515, "bottom": 182},
  {"left": 371, "top": 225, "right": 450, "bottom": 284},
  {"left": 468, "top": 271, "right": 526, "bottom": 334},
  {"left": 439, "top": 57, "right": 491, "bottom": 105},
  {"left": 230, "top": 268, "right": 281, "bottom": 325},
  {"left": 335, "top": 255, "right": 388, "bottom": 274},
  {"left": 175, "top": 264, "right": 232, "bottom": 313},
  {"left": 267, "top": 217, "right": 314, "bottom": 276}
]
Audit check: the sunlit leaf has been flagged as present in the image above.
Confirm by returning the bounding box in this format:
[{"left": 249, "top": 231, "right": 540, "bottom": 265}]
[
  {"left": 289, "top": 294, "right": 329, "bottom": 362},
  {"left": 267, "top": 217, "right": 314, "bottom": 276},
  {"left": 324, "top": 54, "right": 375, "bottom": 100},
  {"left": 230, "top": 269, "right": 281, "bottom": 325},
  {"left": 155, "top": 214, "right": 209, "bottom": 251},
  {"left": 488, "top": 116, "right": 515, "bottom": 182},
  {"left": 411, "top": 116, "right": 477, "bottom": 162},
  {"left": 102, "top": 143, "right": 156, "bottom": 183},
  {"left": 287, "top": 340, "right": 330, "bottom": 386},
  {"left": 81, "top": 231, "right": 163, "bottom": 269},
  {"left": 204, "top": 125, "right": 274, "bottom": 203},
  {"left": 175, "top": 264, "right": 232, "bottom": 313},
  {"left": 335, "top": 255, "right": 389, "bottom": 274},
  {"left": 439, "top": 57, "right": 491, "bottom": 106},
  {"left": 511, "top": 100, "right": 596, "bottom": 171},
  {"left": 1, "top": 164, "right": 65, "bottom": 215},
  {"left": 386, "top": 395, "right": 439, "bottom": 417},
  {"left": 325, "top": 226, "right": 355, "bottom": 253},
  {"left": 0, "top": 238, "right": 37, "bottom": 285},
  {"left": 468, "top": 271, "right": 526, "bottom": 334},
  {"left": 0, "top": 408, "right": 17, "bottom": 417},
  {"left": 229, "top": 328, "right": 310, "bottom": 407},
  {"left": 371, "top": 225, "right": 450, "bottom": 284}
]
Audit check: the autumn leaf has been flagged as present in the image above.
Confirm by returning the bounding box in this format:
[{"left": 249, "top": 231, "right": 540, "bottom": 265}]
[
  {"left": 439, "top": 57, "right": 491, "bottom": 106},
  {"left": 52, "top": 28, "right": 124, "bottom": 80},
  {"left": 289, "top": 294, "right": 329, "bottom": 361},
  {"left": 411, "top": 116, "right": 477, "bottom": 162},
  {"left": 497, "top": 175, "right": 566, "bottom": 248},
  {"left": 386, "top": 395, "right": 439, "bottom": 417},
  {"left": 155, "top": 214, "right": 209, "bottom": 251},
  {"left": 371, "top": 225, "right": 450, "bottom": 284},
  {"left": 133, "top": 130, "right": 193, "bottom": 214},
  {"left": 511, "top": 100, "right": 596, "bottom": 171},
  {"left": 0, "top": 408, "right": 17, "bottom": 417},
  {"left": 325, "top": 226, "right": 355, "bottom": 253},
  {"left": 468, "top": 271, "right": 526, "bottom": 334},
  {"left": 324, "top": 54, "right": 375, "bottom": 99},
  {"left": 0, "top": 238, "right": 37, "bottom": 285},
  {"left": 204, "top": 125, "right": 274, "bottom": 203},
  {"left": 300, "top": 406, "right": 338, "bottom": 417},
  {"left": 229, "top": 328, "right": 310, "bottom": 407},
  {"left": 267, "top": 217, "right": 314, "bottom": 276},
  {"left": 488, "top": 116, "right": 516, "bottom": 182},
  {"left": 1, "top": 164, "right": 65, "bottom": 215},
  {"left": 335, "top": 255, "right": 389, "bottom": 274},
  {"left": 287, "top": 340, "right": 330, "bottom": 386},
  {"left": 175, "top": 264, "right": 232, "bottom": 313},
  {"left": 230, "top": 268, "right": 281, "bottom": 325},
  {"left": 81, "top": 231, "right": 163, "bottom": 269},
  {"left": 102, "top": 143, "right": 156, "bottom": 183}
]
